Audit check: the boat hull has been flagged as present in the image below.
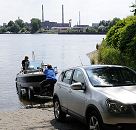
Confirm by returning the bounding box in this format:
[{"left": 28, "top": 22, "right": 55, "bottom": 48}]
[{"left": 16, "top": 72, "right": 45, "bottom": 98}]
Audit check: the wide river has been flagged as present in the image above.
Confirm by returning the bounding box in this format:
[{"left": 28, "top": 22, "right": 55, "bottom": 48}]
[{"left": 0, "top": 34, "right": 105, "bottom": 111}]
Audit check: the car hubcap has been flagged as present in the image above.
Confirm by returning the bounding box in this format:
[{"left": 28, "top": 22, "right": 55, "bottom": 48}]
[
  {"left": 54, "top": 101, "right": 60, "bottom": 118},
  {"left": 89, "top": 116, "right": 100, "bottom": 130}
]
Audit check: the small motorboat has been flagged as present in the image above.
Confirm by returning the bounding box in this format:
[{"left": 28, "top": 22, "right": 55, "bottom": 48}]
[{"left": 15, "top": 60, "right": 57, "bottom": 100}]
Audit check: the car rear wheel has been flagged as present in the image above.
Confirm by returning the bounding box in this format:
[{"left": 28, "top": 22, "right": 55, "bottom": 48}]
[
  {"left": 87, "top": 110, "right": 104, "bottom": 130},
  {"left": 54, "top": 98, "right": 66, "bottom": 121}
]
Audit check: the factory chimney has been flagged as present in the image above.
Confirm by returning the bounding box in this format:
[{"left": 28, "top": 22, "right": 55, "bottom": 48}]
[
  {"left": 62, "top": 4, "right": 64, "bottom": 24},
  {"left": 79, "top": 11, "right": 81, "bottom": 25},
  {"left": 42, "top": 4, "right": 44, "bottom": 22}
]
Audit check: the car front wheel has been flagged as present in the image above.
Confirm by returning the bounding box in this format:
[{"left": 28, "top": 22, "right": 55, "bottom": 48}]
[
  {"left": 53, "top": 98, "right": 66, "bottom": 121},
  {"left": 87, "top": 110, "right": 104, "bottom": 130}
]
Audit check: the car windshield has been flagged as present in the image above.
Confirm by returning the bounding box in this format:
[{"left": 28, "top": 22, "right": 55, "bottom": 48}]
[{"left": 85, "top": 67, "right": 136, "bottom": 87}]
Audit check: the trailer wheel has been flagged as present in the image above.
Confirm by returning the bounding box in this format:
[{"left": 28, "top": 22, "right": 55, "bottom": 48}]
[
  {"left": 17, "top": 85, "right": 23, "bottom": 98},
  {"left": 28, "top": 86, "right": 34, "bottom": 100}
]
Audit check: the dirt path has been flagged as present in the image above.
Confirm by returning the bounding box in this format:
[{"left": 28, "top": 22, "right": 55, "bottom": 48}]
[{"left": 0, "top": 104, "right": 86, "bottom": 130}]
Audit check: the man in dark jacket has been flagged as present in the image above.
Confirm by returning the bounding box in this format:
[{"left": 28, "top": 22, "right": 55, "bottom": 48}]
[{"left": 22, "top": 56, "right": 30, "bottom": 70}]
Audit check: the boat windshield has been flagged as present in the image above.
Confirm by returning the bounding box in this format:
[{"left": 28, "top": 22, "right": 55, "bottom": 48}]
[{"left": 29, "top": 60, "right": 43, "bottom": 70}]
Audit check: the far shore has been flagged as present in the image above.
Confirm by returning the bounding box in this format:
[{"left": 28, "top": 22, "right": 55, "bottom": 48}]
[{"left": 0, "top": 32, "right": 106, "bottom": 35}]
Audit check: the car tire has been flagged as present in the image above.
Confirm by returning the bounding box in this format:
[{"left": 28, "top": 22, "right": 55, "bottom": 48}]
[
  {"left": 87, "top": 110, "right": 104, "bottom": 130},
  {"left": 53, "top": 98, "right": 66, "bottom": 121}
]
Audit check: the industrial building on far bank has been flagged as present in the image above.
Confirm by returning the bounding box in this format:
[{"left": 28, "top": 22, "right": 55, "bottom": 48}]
[
  {"left": 40, "top": 4, "right": 93, "bottom": 33},
  {"left": 41, "top": 4, "right": 70, "bottom": 30},
  {"left": 0, "top": 4, "right": 106, "bottom": 34}
]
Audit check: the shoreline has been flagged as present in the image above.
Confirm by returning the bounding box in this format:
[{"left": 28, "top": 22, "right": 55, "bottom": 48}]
[{"left": 0, "top": 32, "right": 106, "bottom": 35}]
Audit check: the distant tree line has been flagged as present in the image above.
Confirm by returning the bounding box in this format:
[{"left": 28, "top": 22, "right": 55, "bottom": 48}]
[
  {"left": 0, "top": 18, "right": 41, "bottom": 34},
  {"left": 86, "top": 18, "right": 120, "bottom": 34},
  {"left": 60, "top": 18, "right": 121, "bottom": 34},
  {"left": 0, "top": 17, "right": 120, "bottom": 34}
]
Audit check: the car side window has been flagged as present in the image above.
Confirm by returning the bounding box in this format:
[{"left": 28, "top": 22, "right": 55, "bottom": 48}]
[
  {"left": 72, "top": 69, "right": 85, "bottom": 85},
  {"left": 62, "top": 69, "right": 73, "bottom": 85}
]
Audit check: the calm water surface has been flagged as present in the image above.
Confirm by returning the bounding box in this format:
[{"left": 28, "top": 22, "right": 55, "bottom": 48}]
[{"left": 0, "top": 34, "right": 105, "bottom": 111}]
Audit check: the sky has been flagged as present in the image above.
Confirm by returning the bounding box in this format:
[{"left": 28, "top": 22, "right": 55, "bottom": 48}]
[{"left": 0, "top": 0, "right": 135, "bottom": 26}]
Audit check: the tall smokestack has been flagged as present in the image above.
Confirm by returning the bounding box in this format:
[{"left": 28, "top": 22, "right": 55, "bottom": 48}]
[
  {"left": 62, "top": 4, "right": 64, "bottom": 24},
  {"left": 79, "top": 11, "right": 81, "bottom": 25},
  {"left": 42, "top": 4, "right": 44, "bottom": 22}
]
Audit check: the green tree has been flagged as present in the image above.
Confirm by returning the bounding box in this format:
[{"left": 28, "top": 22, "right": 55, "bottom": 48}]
[
  {"left": 97, "top": 18, "right": 120, "bottom": 33},
  {"left": 8, "top": 21, "right": 14, "bottom": 27},
  {"left": 10, "top": 24, "right": 20, "bottom": 33},
  {"left": 86, "top": 27, "right": 97, "bottom": 33},
  {"left": 7, "top": 20, "right": 20, "bottom": 33},
  {"left": 30, "top": 18, "right": 41, "bottom": 33},
  {"left": 98, "top": 16, "right": 136, "bottom": 70},
  {"left": 108, "top": 18, "right": 120, "bottom": 29},
  {"left": 0, "top": 26, "right": 7, "bottom": 33},
  {"left": 99, "top": 20, "right": 110, "bottom": 27},
  {"left": 15, "top": 19, "right": 24, "bottom": 28}
]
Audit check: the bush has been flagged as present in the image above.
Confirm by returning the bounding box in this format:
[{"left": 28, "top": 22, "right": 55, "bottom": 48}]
[
  {"left": 98, "top": 16, "right": 136, "bottom": 70},
  {"left": 98, "top": 41, "right": 122, "bottom": 65}
]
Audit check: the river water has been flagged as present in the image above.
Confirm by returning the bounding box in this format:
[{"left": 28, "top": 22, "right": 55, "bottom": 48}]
[{"left": 0, "top": 34, "right": 105, "bottom": 111}]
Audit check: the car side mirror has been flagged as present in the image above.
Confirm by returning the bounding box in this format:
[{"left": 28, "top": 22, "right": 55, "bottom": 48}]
[{"left": 71, "top": 82, "right": 85, "bottom": 90}]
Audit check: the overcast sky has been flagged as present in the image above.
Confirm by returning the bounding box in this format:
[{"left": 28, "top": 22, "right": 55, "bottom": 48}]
[{"left": 0, "top": 0, "right": 135, "bottom": 26}]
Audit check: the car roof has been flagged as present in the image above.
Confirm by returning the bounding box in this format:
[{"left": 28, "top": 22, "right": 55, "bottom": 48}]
[
  {"left": 82, "top": 64, "right": 125, "bottom": 69},
  {"left": 62, "top": 64, "right": 126, "bottom": 72}
]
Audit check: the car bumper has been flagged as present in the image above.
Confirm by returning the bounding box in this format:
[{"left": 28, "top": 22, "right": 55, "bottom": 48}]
[{"left": 102, "top": 112, "right": 136, "bottom": 124}]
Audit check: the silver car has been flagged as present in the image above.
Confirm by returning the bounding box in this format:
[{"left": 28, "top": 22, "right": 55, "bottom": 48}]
[{"left": 53, "top": 65, "right": 136, "bottom": 130}]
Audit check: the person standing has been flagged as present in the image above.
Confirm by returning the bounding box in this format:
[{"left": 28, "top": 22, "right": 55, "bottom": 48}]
[
  {"left": 44, "top": 64, "right": 57, "bottom": 85},
  {"left": 40, "top": 64, "right": 57, "bottom": 96},
  {"left": 22, "top": 56, "right": 30, "bottom": 70}
]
